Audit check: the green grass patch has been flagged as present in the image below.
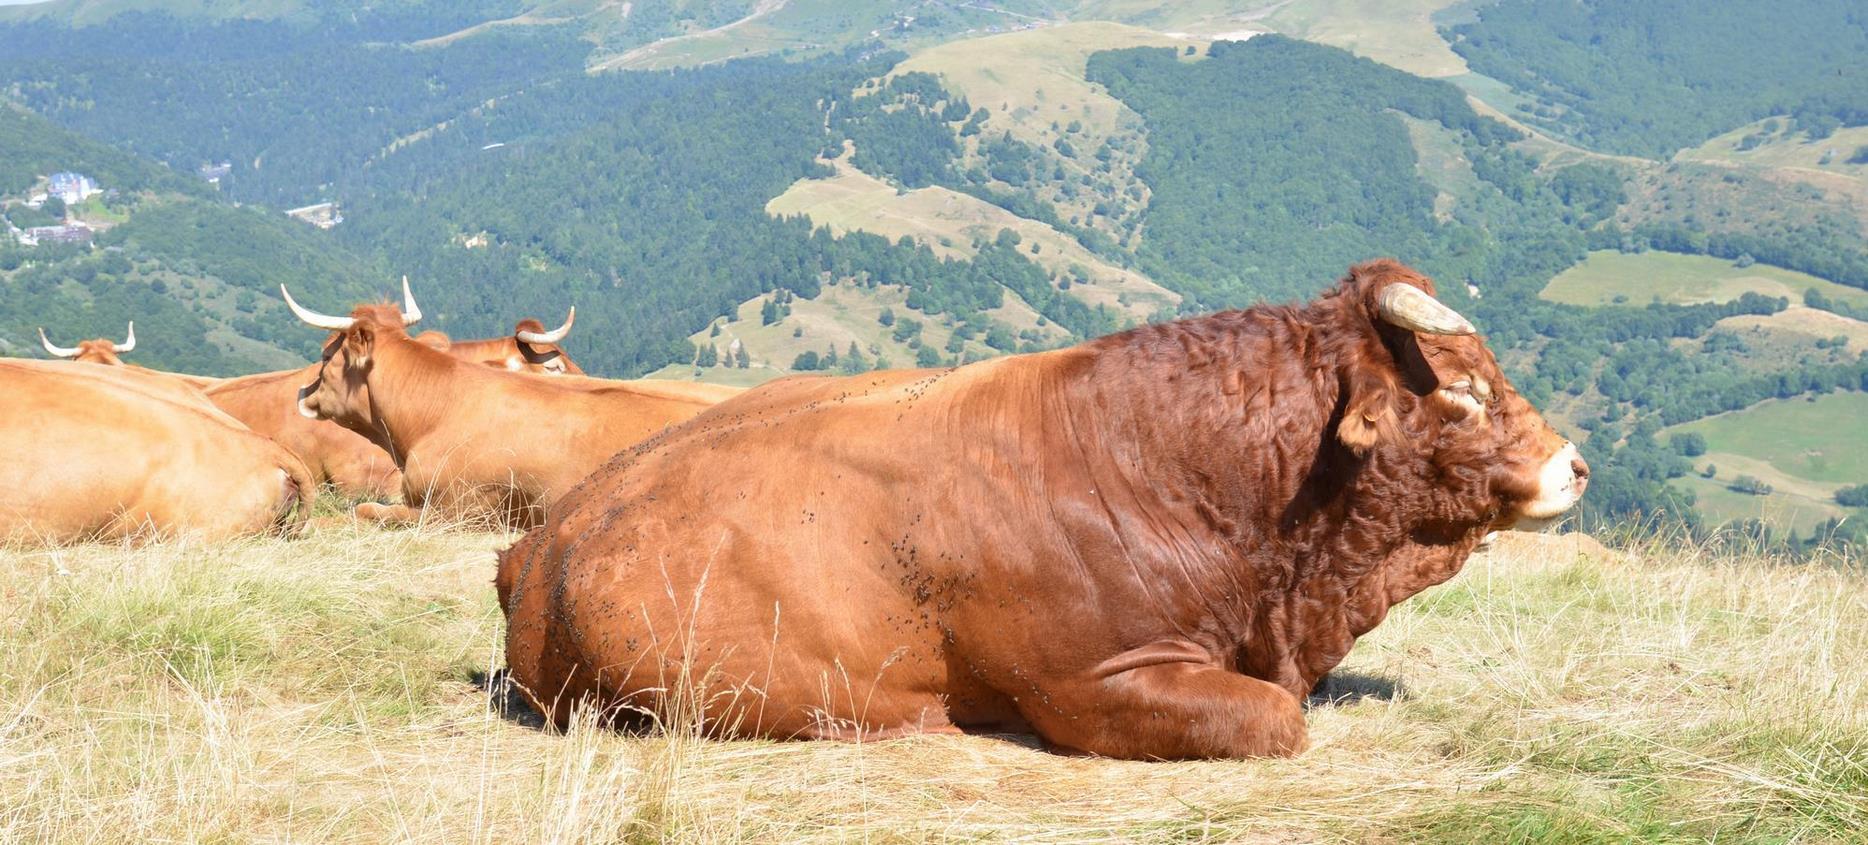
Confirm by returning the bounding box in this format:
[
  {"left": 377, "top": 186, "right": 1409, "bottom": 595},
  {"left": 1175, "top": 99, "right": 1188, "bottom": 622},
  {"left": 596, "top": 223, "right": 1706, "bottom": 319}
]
[
  {"left": 1540, "top": 250, "right": 1868, "bottom": 308},
  {"left": 1669, "top": 392, "right": 1868, "bottom": 486}
]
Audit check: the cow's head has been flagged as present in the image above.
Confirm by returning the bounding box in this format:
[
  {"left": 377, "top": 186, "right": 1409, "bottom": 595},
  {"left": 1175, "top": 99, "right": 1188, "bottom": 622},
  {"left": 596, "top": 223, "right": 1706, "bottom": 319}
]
[
  {"left": 1330, "top": 260, "right": 1587, "bottom": 530},
  {"left": 283, "top": 278, "right": 422, "bottom": 439},
  {"left": 506, "top": 311, "right": 582, "bottom": 375},
  {"left": 40, "top": 323, "right": 134, "bottom": 365}
]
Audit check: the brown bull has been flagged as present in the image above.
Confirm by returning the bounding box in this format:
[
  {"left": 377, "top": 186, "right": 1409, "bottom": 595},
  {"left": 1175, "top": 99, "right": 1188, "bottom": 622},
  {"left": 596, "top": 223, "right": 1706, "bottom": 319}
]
[
  {"left": 0, "top": 359, "right": 314, "bottom": 544},
  {"left": 283, "top": 286, "right": 736, "bottom": 528},
  {"left": 496, "top": 260, "right": 1589, "bottom": 760}
]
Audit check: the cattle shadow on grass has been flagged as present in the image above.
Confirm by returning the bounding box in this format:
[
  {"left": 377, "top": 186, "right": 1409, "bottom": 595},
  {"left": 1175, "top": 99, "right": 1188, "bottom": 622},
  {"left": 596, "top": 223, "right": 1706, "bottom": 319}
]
[
  {"left": 1305, "top": 671, "right": 1404, "bottom": 708},
  {"left": 471, "top": 668, "right": 549, "bottom": 730},
  {"left": 474, "top": 664, "right": 1406, "bottom": 741}
]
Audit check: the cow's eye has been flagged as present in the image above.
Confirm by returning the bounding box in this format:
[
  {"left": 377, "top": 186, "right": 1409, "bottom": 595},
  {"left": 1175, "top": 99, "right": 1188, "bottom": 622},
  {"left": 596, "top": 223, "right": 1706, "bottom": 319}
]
[{"left": 1447, "top": 379, "right": 1472, "bottom": 395}]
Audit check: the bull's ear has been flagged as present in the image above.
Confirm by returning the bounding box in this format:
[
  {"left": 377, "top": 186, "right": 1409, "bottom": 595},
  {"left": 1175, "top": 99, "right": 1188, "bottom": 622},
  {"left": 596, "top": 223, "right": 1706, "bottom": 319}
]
[
  {"left": 1338, "top": 370, "right": 1400, "bottom": 456},
  {"left": 344, "top": 325, "right": 375, "bottom": 368}
]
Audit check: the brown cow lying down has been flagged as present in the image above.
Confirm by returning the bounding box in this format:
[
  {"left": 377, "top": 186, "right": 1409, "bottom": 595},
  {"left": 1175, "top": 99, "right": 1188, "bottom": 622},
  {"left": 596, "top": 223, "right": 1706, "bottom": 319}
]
[
  {"left": 283, "top": 287, "right": 738, "bottom": 529},
  {"left": 496, "top": 259, "right": 1589, "bottom": 760},
  {"left": 206, "top": 291, "right": 585, "bottom": 505},
  {"left": 0, "top": 359, "right": 314, "bottom": 544}
]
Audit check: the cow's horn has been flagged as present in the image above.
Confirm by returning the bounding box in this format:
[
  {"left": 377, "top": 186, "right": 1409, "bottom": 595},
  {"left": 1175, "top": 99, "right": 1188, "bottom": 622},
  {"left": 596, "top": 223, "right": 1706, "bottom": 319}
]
[
  {"left": 400, "top": 275, "right": 422, "bottom": 326},
  {"left": 281, "top": 285, "right": 356, "bottom": 331},
  {"left": 38, "top": 328, "right": 80, "bottom": 358},
  {"left": 114, "top": 322, "right": 135, "bottom": 353},
  {"left": 1376, "top": 284, "right": 1475, "bottom": 336},
  {"left": 516, "top": 307, "right": 575, "bottom": 345}
]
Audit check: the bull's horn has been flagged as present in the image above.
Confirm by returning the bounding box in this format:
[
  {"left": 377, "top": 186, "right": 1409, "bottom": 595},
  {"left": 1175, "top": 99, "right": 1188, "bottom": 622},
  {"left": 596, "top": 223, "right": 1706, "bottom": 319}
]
[
  {"left": 281, "top": 284, "right": 356, "bottom": 331},
  {"left": 114, "top": 322, "right": 135, "bottom": 353},
  {"left": 400, "top": 275, "right": 422, "bottom": 326},
  {"left": 516, "top": 307, "right": 575, "bottom": 345},
  {"left": 1376, "top": 284, "right": 1475, "bottom": 336},
  {"left": 38, "top": 328, "right": 80, "bottom": 358}
]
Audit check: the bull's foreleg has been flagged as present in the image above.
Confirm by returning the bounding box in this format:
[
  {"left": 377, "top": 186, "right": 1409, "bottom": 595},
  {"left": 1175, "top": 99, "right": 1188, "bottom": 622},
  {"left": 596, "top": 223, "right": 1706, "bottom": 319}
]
[
  {"left": 354, "top": 502, "right": 423, "bottom": 525},
  {"left": 1024, "top": 640, "right": 1307, "bottom": 760}
]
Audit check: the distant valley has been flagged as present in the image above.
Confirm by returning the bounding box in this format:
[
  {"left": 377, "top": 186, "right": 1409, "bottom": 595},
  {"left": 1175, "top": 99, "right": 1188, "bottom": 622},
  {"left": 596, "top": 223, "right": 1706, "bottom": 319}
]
[{"left": 2, "top": 0, "right": 1866, "bottom": 546}]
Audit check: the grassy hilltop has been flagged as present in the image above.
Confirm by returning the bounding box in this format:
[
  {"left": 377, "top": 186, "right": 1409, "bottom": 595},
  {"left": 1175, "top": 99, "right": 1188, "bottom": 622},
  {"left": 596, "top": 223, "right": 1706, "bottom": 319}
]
[{"left": 2, "top": 526, "right": 1863, "bottom": 842}]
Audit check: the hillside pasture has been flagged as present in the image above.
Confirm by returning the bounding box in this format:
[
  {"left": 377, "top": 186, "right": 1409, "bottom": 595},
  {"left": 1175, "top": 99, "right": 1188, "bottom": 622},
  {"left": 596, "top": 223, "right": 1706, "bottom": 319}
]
[
  {"left": 1259, "top": 0, "right": 1470, "bottom": 78},
  {"left": 887, "top": 21, "right": 1193, "bottom": 239},
  {"left": 889, "top": 21, "right": 1192, "bottom": 143},
  {"left": 1539, "top": 250, "right": 1868, "bottom": 308},
  {"left": 1676, "top": 119, "right": 1868, "bottom": 178},
  {"left": 1665, "top": 391, "right": 1868, "bottom": 536},
  {"left": 1667, "top": 392, "right": 1868, "bottom": 487},
  {"left": 2, "top": 524, "right": 1864, "bottom": 842},
  {"left": 1672, "top": 468, "right": 1851, "bottom": 540},
  {"left": 641, "top": 279, "right": 1061, "bottom": 387},
  {"left": 1716, "top": 305, "right": 1868, "bottom": 356},
  {"left": 766, "top": 152, "right": 1179, "bottom": 321}
]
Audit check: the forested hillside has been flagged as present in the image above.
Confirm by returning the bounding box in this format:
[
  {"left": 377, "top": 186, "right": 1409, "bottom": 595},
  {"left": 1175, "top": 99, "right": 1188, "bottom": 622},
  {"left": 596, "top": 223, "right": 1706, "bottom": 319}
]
[
  {"left": 0, "top": 14, "right": 592, "bottom": 205},
  {"left": 3, "top": 2, "right": 1866, "bottom": 547},
  {"left": 1086, "top": 36, "right": 1558, "bottom": 309},
  {"left": 0, "top": 103, "right": 386, "bottom": 372},
  {"left": 1443, "top": 0, "right": 1868, "bottom": 158}
]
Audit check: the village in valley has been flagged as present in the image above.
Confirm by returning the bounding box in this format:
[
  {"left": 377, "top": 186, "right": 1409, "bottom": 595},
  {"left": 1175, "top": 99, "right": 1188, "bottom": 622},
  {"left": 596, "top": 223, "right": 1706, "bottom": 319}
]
[
  {"left": 4, "top": 159, "right": 335, "bottom": 254},
  {"left": 3, "top": 169, "right": 105, "bottom": 247}
]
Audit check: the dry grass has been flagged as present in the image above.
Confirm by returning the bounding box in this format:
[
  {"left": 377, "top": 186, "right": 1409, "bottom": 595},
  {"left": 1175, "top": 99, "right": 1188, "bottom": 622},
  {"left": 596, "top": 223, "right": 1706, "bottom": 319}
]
[{"left": 2, "top": 525, "right": 1865, "bottom": 843}]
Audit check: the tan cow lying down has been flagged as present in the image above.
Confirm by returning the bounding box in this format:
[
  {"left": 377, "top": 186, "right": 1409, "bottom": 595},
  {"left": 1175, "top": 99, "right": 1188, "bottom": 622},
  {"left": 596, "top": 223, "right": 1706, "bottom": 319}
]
[
  {"left": 496, "top": 260, "right": 1590, "bottom": 760},
  {"left": 205, "top": 367, "right": 404, "bottom": 503},
  {"left": 40, "top": 322, "right": 222, "bottom": 390},
  {"left": 283, "top": 286, "right": 738, "bottom": 529},
  {"left": 204, "top": 282, "right": 584, "bottom": 504},
  {"left": 0, "top": 359, "right": 314, "bottom": 544},
  {"left": 416, "top": 309, "right": 586, "bottom": 375},
  {"left": 39, "top": 322, "right": 138, "bottom": 366}
]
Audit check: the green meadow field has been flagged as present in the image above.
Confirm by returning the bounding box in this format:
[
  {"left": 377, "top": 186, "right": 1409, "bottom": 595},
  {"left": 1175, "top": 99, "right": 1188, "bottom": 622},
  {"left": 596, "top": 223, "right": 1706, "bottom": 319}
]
[
  {"left": 1539, "top": 250, "right": 1868, "bottom": 308},
  {"left": 1666, "top": 392, "right": 1868, "bottom": 536}
]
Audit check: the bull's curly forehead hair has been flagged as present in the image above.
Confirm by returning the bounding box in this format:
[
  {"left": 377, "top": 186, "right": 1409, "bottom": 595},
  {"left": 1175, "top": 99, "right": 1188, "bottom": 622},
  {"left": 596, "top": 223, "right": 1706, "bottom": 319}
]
[
  {"left": 347, "top": 302, "right": 415, "bottom": 332},
  {"left": 1339, "top": 258, "right": 1437, "bottom": 300}
]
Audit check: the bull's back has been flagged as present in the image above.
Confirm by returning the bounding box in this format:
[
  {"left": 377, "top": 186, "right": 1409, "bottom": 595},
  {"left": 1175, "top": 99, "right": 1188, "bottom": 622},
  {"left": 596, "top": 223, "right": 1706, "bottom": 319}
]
[
  {"left": 1, "top": 364, "right": 311, "bottom": 544},
  {"left": 505, "top": 359, "right": 1055, "bottom": 729}
]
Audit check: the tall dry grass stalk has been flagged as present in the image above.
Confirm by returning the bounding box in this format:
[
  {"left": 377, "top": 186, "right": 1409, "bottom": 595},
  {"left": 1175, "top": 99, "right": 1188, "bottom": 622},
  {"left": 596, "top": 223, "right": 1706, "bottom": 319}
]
[{"left": 1, "top": 523, "right": 1863, "bottom": 843}]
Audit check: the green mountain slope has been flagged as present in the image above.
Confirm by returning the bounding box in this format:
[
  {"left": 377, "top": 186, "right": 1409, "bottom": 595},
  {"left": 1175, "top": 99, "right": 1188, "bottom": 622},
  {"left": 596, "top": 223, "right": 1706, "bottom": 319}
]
[
  {"left": 1087, "top": 35, "right": 1554, "bottom": 309},
  {"left": 4, "top": 3, "right": 1868, "bottom": 548},
  {"left": 1, "top": 104, "right": 387, "bottom": 373},
  {"left": 1443, "top": 0, "right": 1868, "bottom": 159}
]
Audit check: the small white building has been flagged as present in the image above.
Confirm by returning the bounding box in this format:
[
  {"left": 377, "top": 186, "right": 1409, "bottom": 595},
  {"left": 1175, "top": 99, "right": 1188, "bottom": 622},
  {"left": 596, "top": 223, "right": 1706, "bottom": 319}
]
[
  {"left": 285, "top": 201, "right": 343, "bottom": 229},
  {"left": 47, "top": 172, "right": 101, "bottom": 206}
]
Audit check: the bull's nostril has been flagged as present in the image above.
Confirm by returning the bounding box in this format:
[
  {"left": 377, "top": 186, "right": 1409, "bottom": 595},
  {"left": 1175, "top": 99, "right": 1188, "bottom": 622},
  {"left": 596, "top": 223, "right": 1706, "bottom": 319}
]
[{"left": 1572, "top": 457, "right": 1590, "bottom": 480}]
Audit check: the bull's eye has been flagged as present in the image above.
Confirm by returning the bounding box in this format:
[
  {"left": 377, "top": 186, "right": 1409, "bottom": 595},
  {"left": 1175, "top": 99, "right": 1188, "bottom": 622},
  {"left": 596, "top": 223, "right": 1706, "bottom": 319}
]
[{"left": 1447, "top": 379, "right": 1472, "bottom": 396}]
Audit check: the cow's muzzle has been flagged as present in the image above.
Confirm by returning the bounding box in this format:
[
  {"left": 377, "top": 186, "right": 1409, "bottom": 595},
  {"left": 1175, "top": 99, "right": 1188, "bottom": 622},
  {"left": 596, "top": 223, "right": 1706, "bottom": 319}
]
[{"left": 1513, "top": 441, "right": 1588, "bottom": 527}]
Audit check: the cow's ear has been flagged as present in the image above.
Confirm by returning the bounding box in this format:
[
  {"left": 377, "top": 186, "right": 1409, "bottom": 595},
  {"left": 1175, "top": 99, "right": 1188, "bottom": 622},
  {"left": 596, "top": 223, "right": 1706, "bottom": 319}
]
[
  {"left": 1338, "top": 369, "right": 1400, "bottom": 455},
  {"left": 344, "top": 325, "right": 375, "bottom": 368}
]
